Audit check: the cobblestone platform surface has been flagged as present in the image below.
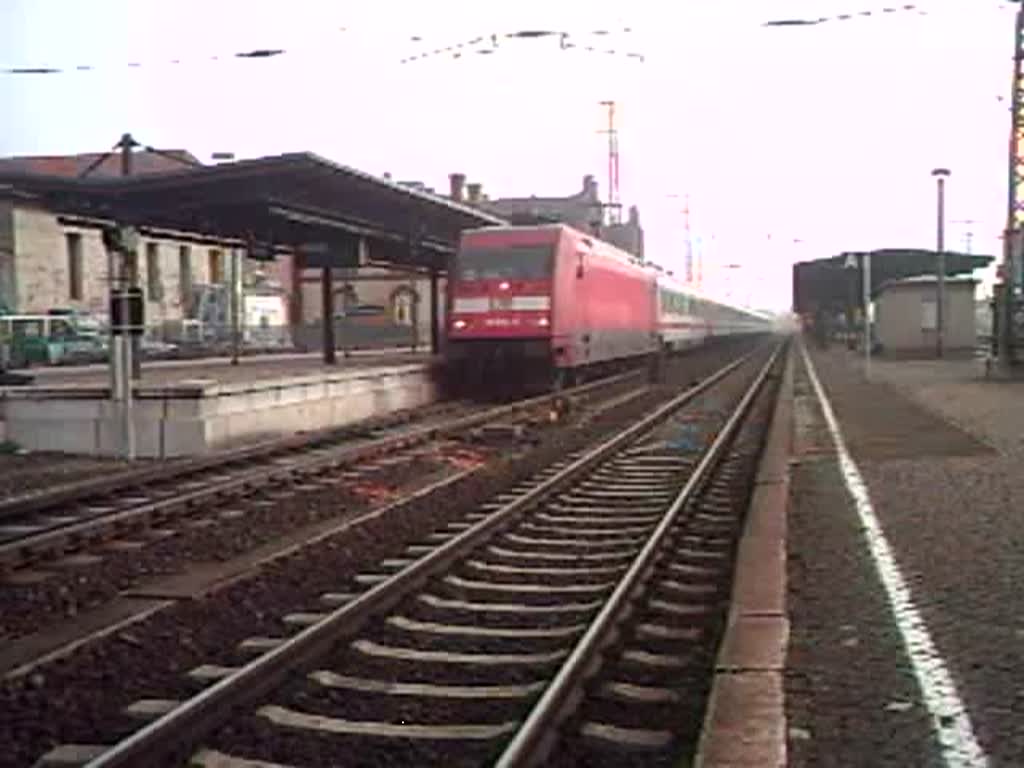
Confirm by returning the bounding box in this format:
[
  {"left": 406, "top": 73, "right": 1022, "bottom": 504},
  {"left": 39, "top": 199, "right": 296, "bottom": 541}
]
[{"left": 788, "top": 342, "right": 1020, "bottom": 767}]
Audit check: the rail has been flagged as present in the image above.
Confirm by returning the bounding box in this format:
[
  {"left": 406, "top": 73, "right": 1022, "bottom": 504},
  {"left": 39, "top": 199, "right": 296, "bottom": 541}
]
[
  {"left": 0, "top": 366, "right": 643, "bottom": 522},
  {"left": 82, "top": 349, "right": 761, "bottom": 768},
  {"left": 494, "top": 341, "right": 783, "bottom": 767},
  {"left": 0, "top": 367, "right": 645, "bottom": 569}
]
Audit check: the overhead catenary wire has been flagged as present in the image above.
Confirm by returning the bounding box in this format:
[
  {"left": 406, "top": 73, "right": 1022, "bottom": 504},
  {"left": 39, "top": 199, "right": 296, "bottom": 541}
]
[
  {"left": 2, "top": 47, "right": 291, "bottom": 75},
  {"left": 399, "top": 28, "right": 644, "bottom": 64},
  {"left": 0, "top": 25, "right": 642, "bottom": 76},
  {"left": 762, "top": 3, "right": 927, "bottom": 26},
  {"left": 7, "top": 4, "right": 1004, "bottom": 76},
  {"left": 762, "top": 1, "right": 1022, "bottom": 28},
  {"left": 3, "top": 4, "right": 1013, "bottom": 76}
]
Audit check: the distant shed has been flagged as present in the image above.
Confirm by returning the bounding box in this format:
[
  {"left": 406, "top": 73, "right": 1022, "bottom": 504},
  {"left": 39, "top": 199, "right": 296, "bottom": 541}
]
[{"left": 874, "top": 274, "right": 977, "bottom": 356}]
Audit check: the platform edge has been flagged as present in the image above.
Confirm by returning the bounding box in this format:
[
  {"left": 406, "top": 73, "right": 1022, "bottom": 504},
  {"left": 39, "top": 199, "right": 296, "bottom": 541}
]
[{"left": 691, "top": 340, "right": 794, "bottom": 768}]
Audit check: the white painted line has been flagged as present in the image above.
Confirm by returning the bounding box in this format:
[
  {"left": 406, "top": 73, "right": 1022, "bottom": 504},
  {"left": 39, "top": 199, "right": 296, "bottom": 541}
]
[{"left": 801, "top": 343, "right": 989, "bottom": 768}]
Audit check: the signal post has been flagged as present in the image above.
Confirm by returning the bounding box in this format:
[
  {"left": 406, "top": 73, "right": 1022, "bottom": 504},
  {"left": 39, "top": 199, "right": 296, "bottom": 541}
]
[{"left": 103, "top": 225, "right": 144, "bottom": 460}]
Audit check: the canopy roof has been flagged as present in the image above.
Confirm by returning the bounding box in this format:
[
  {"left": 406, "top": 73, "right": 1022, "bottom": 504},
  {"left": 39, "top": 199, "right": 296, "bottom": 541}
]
[
  {"left": 0, "top": 152, "right": 507, "bottom": 271},
  {"left": 793, "top": 248, "right": 994, "bottom": 314}
]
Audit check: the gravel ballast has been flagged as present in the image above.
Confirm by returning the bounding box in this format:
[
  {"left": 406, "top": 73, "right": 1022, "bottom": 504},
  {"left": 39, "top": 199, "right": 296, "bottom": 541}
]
[{"left": 0, "top": 340, "right": 763, "bottom": 768}]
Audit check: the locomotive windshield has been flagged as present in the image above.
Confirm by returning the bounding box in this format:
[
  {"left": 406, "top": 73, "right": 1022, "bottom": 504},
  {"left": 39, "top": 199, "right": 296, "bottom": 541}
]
[{"left": 456, "top": 245, "right": 553, "bottom": 282}]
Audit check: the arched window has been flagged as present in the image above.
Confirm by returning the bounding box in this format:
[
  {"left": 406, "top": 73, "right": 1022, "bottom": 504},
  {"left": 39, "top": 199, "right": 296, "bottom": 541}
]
[{"left": 391, "top": 288, "right": 417, "bottom": 326}]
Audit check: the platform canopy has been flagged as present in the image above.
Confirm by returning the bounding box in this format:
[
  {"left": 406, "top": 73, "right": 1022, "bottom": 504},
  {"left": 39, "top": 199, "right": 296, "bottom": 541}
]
[
  {"left": 0, "top": 152, "right": 507, "bottom": 273},
  {"left": 792, "top": 248, "right": 995, "bottom": 315}
]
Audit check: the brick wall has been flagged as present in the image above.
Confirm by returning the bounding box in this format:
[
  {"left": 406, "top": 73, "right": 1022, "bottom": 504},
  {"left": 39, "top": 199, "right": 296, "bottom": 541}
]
[
  {"left": 8, "top": 203, "right": 293, "bottom": 327},
  {"left": 13, "top": 205, "right": 77, "bottom": 314},
  {"left": 8, "top": 202, "right": 408, "bottom": 348}
]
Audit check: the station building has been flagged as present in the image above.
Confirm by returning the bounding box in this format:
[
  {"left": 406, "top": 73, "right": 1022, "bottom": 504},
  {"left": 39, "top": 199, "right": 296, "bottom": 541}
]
[
  {"left": 0, "top": 152, "right": 262, "bottom": 325},
  {"left": 0, "top": 151, "right": 452, "bottom": 351},
  {"left": 793, "top": 249, "right": 993, "bottom": 355},
  {"left": 873, "top": 274, "right": 979, "bottom": 357}
]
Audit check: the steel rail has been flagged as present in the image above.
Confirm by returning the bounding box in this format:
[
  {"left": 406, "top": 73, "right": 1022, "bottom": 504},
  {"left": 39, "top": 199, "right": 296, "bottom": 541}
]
[
  {"left": 81, "top": 348, "right": 760, "bottom": 768},
  {"left": 494, "top": 341, "right": 783, "bottom": 767},
  {"left": 0, "top": 368, "right": 644, "bottom": 569},
  {"left": 0, "top": 366, "right": 643, "bottom": 524}
]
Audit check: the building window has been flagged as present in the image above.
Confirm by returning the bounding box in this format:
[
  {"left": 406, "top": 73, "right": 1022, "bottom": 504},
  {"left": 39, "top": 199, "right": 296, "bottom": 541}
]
[
  {"left": 337, "top": 284, "right": 358, "bottom": 314},
  {"left": 66, "top": 232, "right": 83, "bottom": 300},
  {"left": 209, "top": 248, "right": 224, "bottom": 283},
  {"left": 391, "top": 288, "right": 417, "bottom": 326},
  {"left": 921, "top": 297, "right": 937, "bottom": 331},
  {"left": 179, "top": 245, "right": 192, "bottom": 305},
  {"left": 146, "top": 242, "right": 163, "bottom": 301}
]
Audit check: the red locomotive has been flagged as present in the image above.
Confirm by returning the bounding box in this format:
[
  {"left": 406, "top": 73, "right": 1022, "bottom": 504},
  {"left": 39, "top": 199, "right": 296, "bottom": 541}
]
[{"left": 443, "top": 224, "right": 770, "bottom": 395}]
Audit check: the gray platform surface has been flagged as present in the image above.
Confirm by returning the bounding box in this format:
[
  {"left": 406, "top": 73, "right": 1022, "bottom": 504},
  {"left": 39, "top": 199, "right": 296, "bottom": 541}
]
[
  {"left": 788, "top": 343, "right": 1019, "bottom": 767},
  {"left": 19, "top": 349, "right": 436, "bottom": 390}
]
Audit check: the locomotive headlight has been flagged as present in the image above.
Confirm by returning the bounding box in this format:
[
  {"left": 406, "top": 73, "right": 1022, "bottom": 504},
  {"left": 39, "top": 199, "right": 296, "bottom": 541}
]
[
  {"left": 537, "top": 317, "right": 550, "bottom": 327},
  {"left": 452, "top": 319, "right": 467, "bottom": 330}
]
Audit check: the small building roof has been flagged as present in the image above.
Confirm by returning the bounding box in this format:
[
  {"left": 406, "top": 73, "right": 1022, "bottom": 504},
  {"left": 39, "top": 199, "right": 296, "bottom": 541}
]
[
  {"left": 887, "top": 274, "right": 977, "bottom": 285},
  {"left": 875, "top": 273, "right": 978, "bottom": 297},
  {"left": 0, "top": 150, "right": 201, "bottom": 178}
]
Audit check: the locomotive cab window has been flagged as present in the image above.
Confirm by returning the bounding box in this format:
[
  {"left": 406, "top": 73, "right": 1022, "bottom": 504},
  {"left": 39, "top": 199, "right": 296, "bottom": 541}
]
[{"left": 456, "top": 245, "right": 554, "bottom": 282}]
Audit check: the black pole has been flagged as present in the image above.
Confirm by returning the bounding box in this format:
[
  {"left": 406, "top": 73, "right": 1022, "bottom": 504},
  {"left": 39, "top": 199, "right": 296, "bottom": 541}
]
[
  {"left": 429, "top": 268, "right": 440, "bottom": 354},
  {"left": 321, "top": 267, "right": 336, "bottom": 365},
  {"left": 118, "top": 133, "right": 143, "bottom": 380},
  {"left": 932, "top": 169, "right": 951, "bottom": 358}
]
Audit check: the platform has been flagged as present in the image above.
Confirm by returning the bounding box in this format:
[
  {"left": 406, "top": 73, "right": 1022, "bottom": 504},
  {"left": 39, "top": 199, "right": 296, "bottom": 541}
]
[
  {"left": 786, "top": 341, "right": 1024, "bottom": 767},
  {"left": 0, "top": 351, "right": 439, "bottom": 458},
  {"left": 699, "top": 338, "right": 1024, "bottom": 767}
]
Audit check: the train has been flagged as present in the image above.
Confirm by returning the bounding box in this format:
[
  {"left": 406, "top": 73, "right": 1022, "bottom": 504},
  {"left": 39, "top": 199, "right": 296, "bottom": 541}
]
[{"left": 442, "top": 223, "right": 774, "bottom": 395}]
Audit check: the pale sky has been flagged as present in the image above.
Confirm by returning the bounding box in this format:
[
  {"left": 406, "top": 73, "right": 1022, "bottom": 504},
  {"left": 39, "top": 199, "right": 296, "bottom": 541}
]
[{"left": 1, "top": 0, "right": 1016, "bottom": 310}]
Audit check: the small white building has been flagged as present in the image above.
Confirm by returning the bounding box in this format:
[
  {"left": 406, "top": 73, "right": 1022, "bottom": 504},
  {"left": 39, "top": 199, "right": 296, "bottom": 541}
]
[{"left": 874, "top": 274, "right": 977, "bottom": 356}]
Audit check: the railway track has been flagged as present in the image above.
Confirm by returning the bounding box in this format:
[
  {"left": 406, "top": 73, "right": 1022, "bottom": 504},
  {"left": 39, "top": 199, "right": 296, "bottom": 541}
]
[
  {"left": 60, "top": 341, "right": 784, "bottom": 768},
  {"left": 0, "top": 369, "right": 644, "bottom": 575}
]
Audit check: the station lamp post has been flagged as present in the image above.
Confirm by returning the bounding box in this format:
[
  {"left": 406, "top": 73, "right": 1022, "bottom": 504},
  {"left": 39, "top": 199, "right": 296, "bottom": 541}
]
[{"left": 932, "top": 167, "right": 951, "bottom": 358}]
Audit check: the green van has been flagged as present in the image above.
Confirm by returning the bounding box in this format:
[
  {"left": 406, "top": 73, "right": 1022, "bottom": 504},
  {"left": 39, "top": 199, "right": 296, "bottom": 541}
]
[{"left": 0, "top": 311, "right": 108, "bottom": 367}]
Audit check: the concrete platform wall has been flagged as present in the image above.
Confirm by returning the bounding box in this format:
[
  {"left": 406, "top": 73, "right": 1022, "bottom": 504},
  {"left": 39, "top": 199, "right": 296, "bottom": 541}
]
[{"left": 1, "top": 363, "right": 437, "bottom": 458}]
